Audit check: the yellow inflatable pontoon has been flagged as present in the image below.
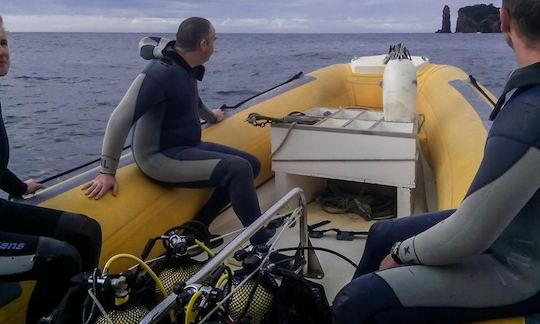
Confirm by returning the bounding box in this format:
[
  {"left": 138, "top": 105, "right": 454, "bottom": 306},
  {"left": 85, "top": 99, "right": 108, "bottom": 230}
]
[{"left": 1, "top": 53, "right": 525, "bottom": 324}]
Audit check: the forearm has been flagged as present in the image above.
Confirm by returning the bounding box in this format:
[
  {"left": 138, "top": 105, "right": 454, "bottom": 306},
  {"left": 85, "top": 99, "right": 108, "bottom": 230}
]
[
  {"left": 198, "top": 98, "right": 217, "bottom": 123},
  {"left": 0, "top": 169, "right": 27, "bottom": 197},
  {"left": 100, "top": 116, "right": 131, "bottom": 175},
  {"left": 399, "top": 146, "right": 540, "bottom": 265},
  {"left": 100, "top": 75, "right": 146, "bottom": 174},
  {"left": 100, "top": 110, "right": 130, "bottom": 175}
]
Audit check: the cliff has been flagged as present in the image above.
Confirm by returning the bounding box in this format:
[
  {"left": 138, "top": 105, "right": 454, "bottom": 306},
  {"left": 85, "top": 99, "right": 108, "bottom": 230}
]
[
  {"left": 436, "top": 5, "right": 452, "bottom": 33},
  {"left": 455, "top": 4, "right": 501, "bottom": 33}
]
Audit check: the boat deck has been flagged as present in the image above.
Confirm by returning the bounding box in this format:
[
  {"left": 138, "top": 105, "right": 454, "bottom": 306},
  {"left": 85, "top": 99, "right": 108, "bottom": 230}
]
[{"left": 209, "top": 165, "right": 432, "bottom": 302}]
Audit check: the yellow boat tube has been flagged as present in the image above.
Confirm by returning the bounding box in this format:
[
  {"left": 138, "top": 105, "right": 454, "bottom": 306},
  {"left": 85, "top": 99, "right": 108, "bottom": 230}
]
[{"left": 1, "top": 60, "right": 516, "bottom": 323}]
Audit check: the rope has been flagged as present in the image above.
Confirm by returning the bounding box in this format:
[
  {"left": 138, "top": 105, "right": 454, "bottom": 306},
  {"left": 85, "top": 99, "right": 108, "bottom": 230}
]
[
  {"left": 82, "top": 268, "right": 99, "bottom": 324},
  {"left": 317, "top": 182, "right": 396, "bottom": 221},
  {"left": 87, "top": 288, "right": 112, "bottom": 324},
  {"left": 418, "top": 113, "right": 426, "bottom": 132},
  {"left": 271, "top": 122, "right": 297, "bottom": 158}
]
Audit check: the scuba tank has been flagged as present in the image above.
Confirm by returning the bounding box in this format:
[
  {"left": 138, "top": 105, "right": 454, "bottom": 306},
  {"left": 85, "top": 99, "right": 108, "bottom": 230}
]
[
  {"left": 153, "top": 259, "right": 202, "bottom": 298},
  {"left": 94, "top": 304, "right": 150, "bottom": 324},
  {"left": 173, "top": 253, "right": 277, "bottom": 324},
  {"left": 83, "top": 220, "right": 215, "bottom": 324},
  {"left": 142, "top": 221, "right": 214, "bottom": 298},
  {"left": 227, "top": 275, "right": 275, "bottom": 324},
  {"left": 85, "top": 270, "right": 152, "bottom": 324}
]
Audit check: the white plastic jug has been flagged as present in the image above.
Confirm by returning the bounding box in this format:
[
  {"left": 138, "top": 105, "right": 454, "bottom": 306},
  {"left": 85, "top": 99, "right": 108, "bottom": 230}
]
[{"left": 382, "top": 59, "right": 417, "bottom": 123}]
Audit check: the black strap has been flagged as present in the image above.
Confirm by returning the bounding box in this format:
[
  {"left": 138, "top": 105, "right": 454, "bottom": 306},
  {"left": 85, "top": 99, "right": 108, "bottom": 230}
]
[
  {"left": 220, "top": 72, "right": 303, "bottom": 110},
  {"left": 308, "top": 220, "right": 368, "bottom": 241},
  {"left": 469, "top": 75, "right": 496, "bottom": 107},
  {"left": 38, "top": 144, "right": 132, "bottom": 184},
  {"left": 490, "top": 61, "right": 540, "bottom": 121}
]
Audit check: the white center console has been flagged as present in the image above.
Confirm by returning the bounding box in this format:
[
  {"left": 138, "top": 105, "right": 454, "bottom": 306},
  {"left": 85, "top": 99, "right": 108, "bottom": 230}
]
[{"left": 271, "top": 107, "right": 418, "bottom": 217}]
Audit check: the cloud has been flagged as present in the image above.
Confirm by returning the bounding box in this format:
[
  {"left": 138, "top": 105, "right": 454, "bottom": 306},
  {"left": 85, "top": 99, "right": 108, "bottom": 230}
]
[
  {"left": 1, "top": 0, "right": 502, "bottom": 33},
  {"left": 4, "top": 15, "right": 180, "bottom": 33}
]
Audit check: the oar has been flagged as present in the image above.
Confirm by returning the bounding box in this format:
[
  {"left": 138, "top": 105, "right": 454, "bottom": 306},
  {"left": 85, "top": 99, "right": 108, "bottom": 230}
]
[
  {"left": 38, "top": 144, "right": 132, "bottom": 184},
  {"left": 220, "top": 71, "right": 303, "bottom": 110}
]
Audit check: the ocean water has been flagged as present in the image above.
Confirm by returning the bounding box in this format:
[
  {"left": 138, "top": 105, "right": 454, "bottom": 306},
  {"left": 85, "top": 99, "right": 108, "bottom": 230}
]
[{"left": 0, "top": 32, "right": 515, "bottom": 183}]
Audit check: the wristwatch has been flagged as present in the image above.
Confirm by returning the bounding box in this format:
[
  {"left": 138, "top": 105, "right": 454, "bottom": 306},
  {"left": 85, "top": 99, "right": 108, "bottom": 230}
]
[{"left": 390, "top": 241, "right": 403, "bottom": 264}]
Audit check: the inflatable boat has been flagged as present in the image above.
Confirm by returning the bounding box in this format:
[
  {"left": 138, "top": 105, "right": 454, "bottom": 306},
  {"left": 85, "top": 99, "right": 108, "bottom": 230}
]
[{"left": 1, "top": 48, "right": 527, "bottom": 324}]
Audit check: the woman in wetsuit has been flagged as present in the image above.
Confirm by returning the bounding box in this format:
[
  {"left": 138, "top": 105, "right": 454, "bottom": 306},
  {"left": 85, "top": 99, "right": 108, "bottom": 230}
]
[
  {"left": 332, "top": 1, "right": 540, "bottom": 323},
  {"left": 0, "top": 16, "right": 102, "bottom": 323}
]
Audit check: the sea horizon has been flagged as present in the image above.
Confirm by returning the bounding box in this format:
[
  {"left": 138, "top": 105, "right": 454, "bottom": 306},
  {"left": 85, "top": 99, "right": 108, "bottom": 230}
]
[{"left": 7, "top": 31, "right": 501, "bottom": 35}]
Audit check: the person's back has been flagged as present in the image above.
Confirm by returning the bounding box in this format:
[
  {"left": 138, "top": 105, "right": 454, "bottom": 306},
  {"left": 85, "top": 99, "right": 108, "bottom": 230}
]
[
  {"left": 489, "top": 83, "right": 540, "bottom": 275},
  {"left": 130, "top": 40, "right": 210, "bottom": 172}
]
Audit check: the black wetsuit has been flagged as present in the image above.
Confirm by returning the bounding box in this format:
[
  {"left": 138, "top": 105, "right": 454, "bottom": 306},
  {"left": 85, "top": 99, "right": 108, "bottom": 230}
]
[
  {"left": 0, "top": 102, "right": 102, "bottom": 323},
  {"left": 100, "top": 37, "right": 268, "bottom": 244},
  {"left": 332, "top": 63, "right": 540, "bottom": 323}
]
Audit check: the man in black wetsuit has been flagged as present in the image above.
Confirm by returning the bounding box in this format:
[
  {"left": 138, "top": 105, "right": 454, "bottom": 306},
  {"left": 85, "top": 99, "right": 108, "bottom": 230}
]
[
  {"left": 83, "top": 17, "right": 269, "bottom": 244},
  {"left": 333, "top": 1, "right": 540, "bottom": 323},
  {"left": 0, "top": 16, "right": 102, "bottom": 323}
]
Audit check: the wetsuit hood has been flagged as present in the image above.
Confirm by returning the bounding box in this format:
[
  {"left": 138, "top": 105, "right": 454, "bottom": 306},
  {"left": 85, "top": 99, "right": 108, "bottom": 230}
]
[{"left": 139, "top": 36, "right": 205, "bottom": 81}]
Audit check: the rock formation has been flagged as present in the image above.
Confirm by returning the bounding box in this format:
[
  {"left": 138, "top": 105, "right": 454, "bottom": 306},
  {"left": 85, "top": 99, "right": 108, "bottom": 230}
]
[
  {"left": 455, "top": 4, "right": 501, "bottom": 33},
  {"left": 436, "top": 5, "right": 452, "bottom": 33}
]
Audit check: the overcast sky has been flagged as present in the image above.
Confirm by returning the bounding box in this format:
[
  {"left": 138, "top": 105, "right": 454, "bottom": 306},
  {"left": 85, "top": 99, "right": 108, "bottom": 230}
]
[{"left": 2, "top": 1, "right": 502, "bottom": 33}]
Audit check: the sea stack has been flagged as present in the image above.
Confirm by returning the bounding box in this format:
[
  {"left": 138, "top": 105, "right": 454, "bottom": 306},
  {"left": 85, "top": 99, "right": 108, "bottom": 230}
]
[
  {"left": 436, "top": 5, "right": 452, "bottom": 33},
  {"left": 455, "top": 4, "right": 501, "bottom": 33}
]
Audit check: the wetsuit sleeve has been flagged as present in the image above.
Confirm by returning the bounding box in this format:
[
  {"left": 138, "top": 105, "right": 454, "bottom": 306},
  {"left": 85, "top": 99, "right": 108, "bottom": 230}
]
[
  {"left": 0, "top": 169, "right": 27, "bottom": 197},
  {"left": 0, "top": 105, "right": 27, "bottom": 197},
  {"left": 198, "top": 97, "right": 217, "bottom": 124},
  {"left": 398, "top": 96, "right": 540, "bottom": 265},
  {"left": 100, "top": 74, "right": 166, "bottom": 174},
  {"left": 0, "top": 105, "right": 9, "bottom": 179}
]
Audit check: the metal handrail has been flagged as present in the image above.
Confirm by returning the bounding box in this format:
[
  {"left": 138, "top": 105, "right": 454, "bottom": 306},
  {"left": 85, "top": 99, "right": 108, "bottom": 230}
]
[{"left": 140, "top": 187, "right": 309, "bottom": 324}]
